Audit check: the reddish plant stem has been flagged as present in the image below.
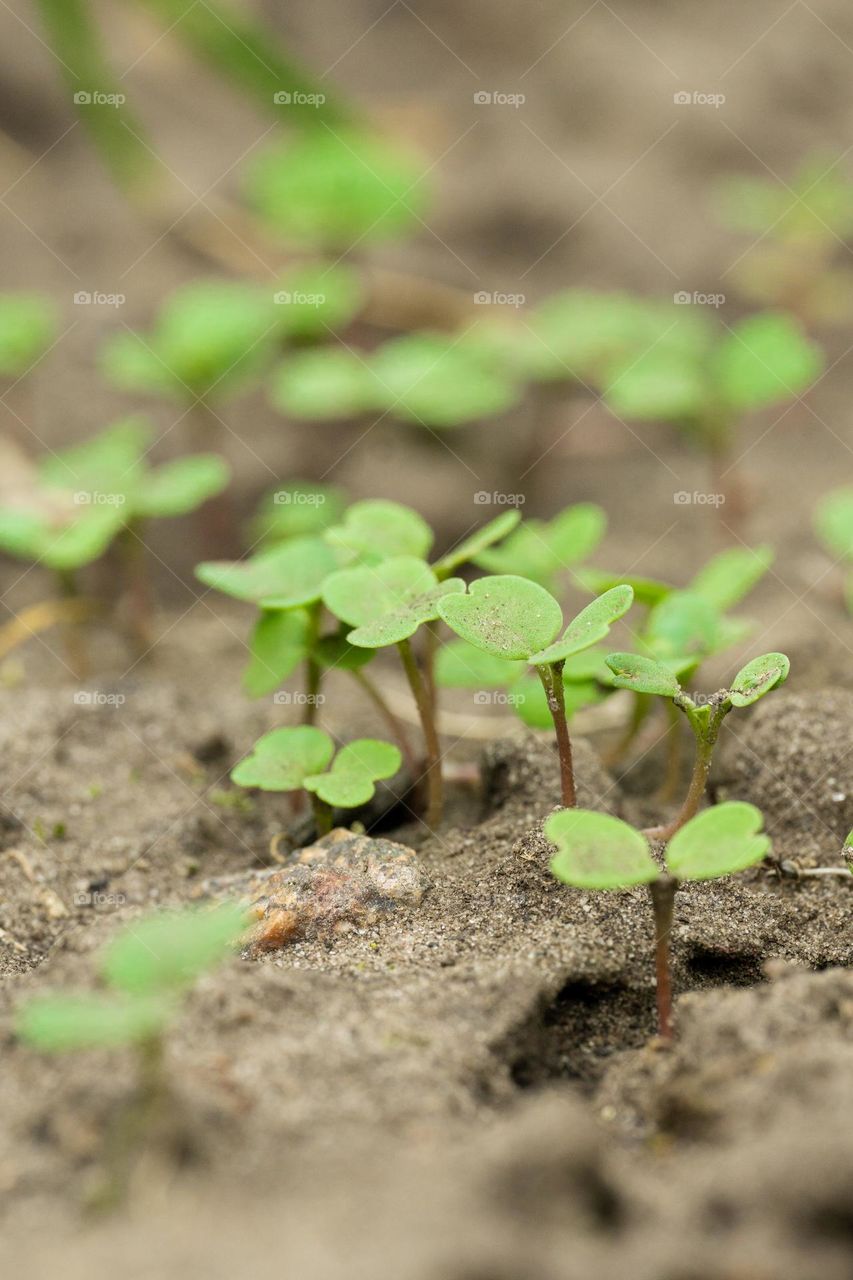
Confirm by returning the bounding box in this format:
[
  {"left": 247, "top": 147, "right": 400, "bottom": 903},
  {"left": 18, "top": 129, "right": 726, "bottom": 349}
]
[
  {"left": 649, "top": 876, "right": 677, "bottom": 1041},
  {"left": 397, "top": 637, "right": 443, "bottom": 828},
  {"left": 645, "top": 702, "right": 729, "bottom": 842},
  {"left": 538, "top": 661, "right": 576, "bottom": 807}
]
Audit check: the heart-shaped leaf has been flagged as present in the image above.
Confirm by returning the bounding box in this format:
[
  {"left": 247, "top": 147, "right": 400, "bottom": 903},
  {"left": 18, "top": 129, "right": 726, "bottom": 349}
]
[
  {"left": 528, "top": 585, "right": 633, "bottom": 665},
  {"left": 605, "top": 652, "right": 683, "bottom": 697},
  {"left": 16, "top": 993, "right": 173, "bottom": 1052},
  {"left": 135, "top": 454, "right": 230, "bottom": 518},
  {"left": 728, "top": 652, "right": 790, "bottom": 707},
  {"left": 231, "top": 725, "right": 334, "bottom": 792},
  {"left": 102, "top": 904, "right": 248, "bottom": 994},
  {"left": 546, "top": 809, "right": 659, "bottom": 890},
  {"left": 665, "top": 802, "right": 770, "bottom": 880},
  {"left": 437, "top": 575, "right": 563, "bottom": 661},
  {"left": 689, "top": 544, "right": 773, "bottom": 611},
  {"left": 435, "top": 638, "right": 526, "bottom": 689},
  {"left": 196, "top": 536, "right": 338, "bottom": 607},
  {"left": 304, "top": 738, "right": 402, "bottom": 808},
  {"left": 323, "top": 556, "right": 436, "bottom": 627},
  {"left": 326, "top": 500, "right": 433, "bottom": 563},
  {"left": 242, "top": 609, "right": 310, "bottom": 698},
  {"left": 712, "top": 312, "right": 823, "bottom": 413},
  {"left": 432, "top": 510, "right": 521, "bottom": 576}
]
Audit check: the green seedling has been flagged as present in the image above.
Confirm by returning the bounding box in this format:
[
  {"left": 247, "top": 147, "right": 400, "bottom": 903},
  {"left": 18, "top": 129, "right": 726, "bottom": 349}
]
[
  {"left": 232, "top": 725, "right": 401, "bottom": 834},
  {"left": 438, "top": 578, "right": 634, "bottom": 806},
  {"left": 246, "top": 127, "right": 428, "bottom": 249},
  {"left": 0, "top": 418, "right": 230, "bottom": 658},
  {"left": 547, "top": 802, "right": 771, "bottom": 1039},
  {"left": 271, "top": 331, "right": 522, "bottom": 428},
  {"left": 714, "top": 154, "right": 853, "bottom": 325},
  {"left": 602, "top": 310, "right": 822, "bottom": 524},
  {"left": 472, "top": 503, "right": 606, "bottom": 593},
  {"left": 17, "top": 903, "right": 246, "bottom": 1207},
  {"left": 250, "top": 480, "right": 347, "bottom": 549},
  {"left": 605, "top": 650, "right": 790, "bottom": 839},
  {"left": 813, "top": 486, "right": 853, "bottom": 614}
]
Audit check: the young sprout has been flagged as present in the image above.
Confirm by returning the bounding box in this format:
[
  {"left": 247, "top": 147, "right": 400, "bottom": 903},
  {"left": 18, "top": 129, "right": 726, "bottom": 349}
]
[
  {"left": 438, "top": 578, "right": 634, "bottom": 806},
  {"left": 546, "top": 802, "right": 771, "bottom": 1039},
  {"left": 17, "top": 904, "right": 245, "bottom": 1206},
  {"left": 813, "top": 486, "right": 853, "bottom": 614},
  {"left": 605, "top": 650, "right": 790, "bottom": 839},
  {"left": 472, "top": 503, "right": 606, "bottom": 594},
  {"left": 0, "top": 419, "right": 230, "bottom": 658},
  {"left": 323, "top": 557, "right": 465, "bottom": 827},
  {"left": 714, "top": 154, "right": 853, "bottom": 325},
  {"left": 231, "top": 725, "right": 401, "bottom": 834},
  {"left": 602, "top": 310, "right": 822, "bottom": 526}
]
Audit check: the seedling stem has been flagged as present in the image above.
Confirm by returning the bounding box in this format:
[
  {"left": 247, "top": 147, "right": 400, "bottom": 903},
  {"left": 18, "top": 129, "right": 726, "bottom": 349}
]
[
  {"left": 397, "top": 637, "right": 443, "bottom": 827},
  {"left": 350, "top": 667, "right": 417, "bottom": 777},
  {"left": 537, "top": 660, "right": 576, "bottom": 806},
  {"left": 649, "top": 874, "right": 676, "bottom": 1041}
]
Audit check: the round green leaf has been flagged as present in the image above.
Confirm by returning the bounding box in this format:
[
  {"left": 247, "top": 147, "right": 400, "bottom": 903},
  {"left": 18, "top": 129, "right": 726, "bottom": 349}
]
[
  {"left": 231, "top": 725, "right": 334, "bottom": 792},
  {"left": 242, "top": 609, "right": 310, "bottom": 698},
  {"left": 689, "top": 544, "right": 773, "bottom": 611},
  {"left": 474, "top": 504, "right": 605, "bottom": 589},
  {"left": 728, "top": 652, "right": 790, "bottom": 707},
  {"left": 370, "top": 334, "right": 520, "bottom": 427},
  {"left": 347, "top": 577, "right": 465, "bottom": 648},
  {"left": 665, "top": 802, "right": 770, "bottom": 881},
  {"left": 196, "top": 536, "right": 338, "bottom": 607},
  {"left": 313, "top": 631, "right": 375, "bottom": 671},
  {"left": 39, "top": 418, "right": 150, "bottom": 494},
  {"left": 605, "top": 652, "right": 683, "bottom": 697},
  {"left": 546, "top": 809, "right": 659, "bottom": 890},
  {"left": 326, "top": 500, "right": 433, "bottom": 563},
  {"left": 269, "top": 349, "right": 379, "bottom": 419},
  {"left": 40, "top": 506, "right": 127, "bottom": 571},
  {"left": 577, "top": 567, "right": 673, "bottom": 607},
  {"left": 522, "top": 290, "right": 651, "bottom": 382},
  {"left": 437, "top": 575, "right": 562, "bottom": 661},
  {"left": 323, "top": 556, "right": 436, "bottom": 628},
  {"left": 135, "top": 454, "right": 230, "bottom": 518},
  {"left": 272, "top": 262, "right": 364, "bottom": 338},
  {"left": 304, "top": 738, "right": 402, "bottom": 808},
  {"left": 528, "top": 585, "right": 633, "bottom": 665},
  {"left": 432, "top": 510, "right": 521, "bottom": 576},
  {"left": 814, "top": 487, "right": 853, "bottom": 562},
  {"left": 17, "top": 993, "right": 172, "bottom": 1053},
  {"left": 102, "top": 904, "right": 248, "bottom": 995},
  {"left": 646, "top": 592, "right": 722, "bottom": 661},
  {"left": 604, "top": 347, "right": 707, "bottom": 421},
  {"left": 713, "top": 312, "right": 823, "bottom": 413},
  {"left": 246, "top": 129, "right": 427, "bottom": 248}
]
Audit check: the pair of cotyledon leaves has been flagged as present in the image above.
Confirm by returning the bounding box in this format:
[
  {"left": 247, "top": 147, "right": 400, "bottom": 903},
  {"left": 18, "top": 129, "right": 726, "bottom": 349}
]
[
  {"left": 604, "top": 650, "right": 790, "bottom": 705},
  {"left": 0, "top": 418, "right": 229, "bottom": 572},
  {"left": 17, "top": 904, "right": 246, "bottom": 1052},
  {"left": 231, "top": 725, "right": 401, "bottom": 808},
  {"left": 547, "top": 802, "right": 770, "bottom": 891}
]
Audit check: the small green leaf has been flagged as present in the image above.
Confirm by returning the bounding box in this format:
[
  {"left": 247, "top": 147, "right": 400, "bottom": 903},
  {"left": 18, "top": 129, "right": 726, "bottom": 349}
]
[
  {"left": 269, "top": 349, "right": 379, "bottom": 419},
  {"left": 713, "top": 313, "right": 823, "bottom": 413},
  {"left": 577, "top": 567, "right": 673, "bottom": 607},
  {"left": 347, "top": 578, "right": 465, "bottom": 649},
  {"left": 435, "top": 638, "right": 526, "bottom": 688},
  {"left": 646, "top": 592, "right": 722, "bottom": 661},
  {"left": 0, "top": 293, "right": 57, "bottom": 377},
  {"left": 474, "top": 504, "right": 605, "bottom": 589},
  {"left": 16, "top": 992, "right": 172, "bottom": 1052},
  {"left": 102, "top": 904, "right": 248, "bottom": 995},
  {"left": 605, "top": 652, "right": 683, "bottom": 697},
  {"left": 40, "top": 418, "right": 150, "bottom": 493},
  {"left": 196, "top": 536, "right": 338, "bottom": 607},
  {"left": 665, "top": 802, "right": 770, "bottom": 880},
  {"left": 326, "top": 500, "right": 433, "bottom": 563},
  {"left": 528, "top": 585, "right": 633, "bottom": 665},
  {"left": 312, "top": 631, "right": 374, "bottom": 671},
  {"left": 437, "top": 575, "right": 563, "bottom": 661},
  {"left": 370, "top": 333, "right": 520, "bottom": 427},
  {"left": 135, "top": 454, "right": 230, "bottom": 518},
  {"left": 323, "top": 556, "right": 435, "bottom": 627},
  {"left": 432, "top": 510, "right": 521, "bottom": 575},
  {"left": 272, "top": 261, "right": 364, "bottom": 338},
  {"left": 689, "top": 544, "right": 773, "bottom": 611},
  {"left": 604, "top": 347, "right": 707, "bottom": 421},
  {"left": 304, "top": 738, "right": 401, "bottom": 808},
  {"left": 252, "top": 480, "right": 346, "bottom": 547},
  {"left": 242, "top": 609, "right": 310, "bottom": 698},
  {"left": 522, "top": 289, "right": 651, "bottom": 381},
  {"left": 728, "top": 652, "right": 790, "bottom": 707},
  {"left": 246, "top": 129, "right": 427, "bottom": 249},
  {"left": 40, "top": 507, "right": 127, "bottom": 571},
  {"left": 814, "top": 487, "right": 853, "bottom": 562},
  {"left": 231, "top": 725, "right": 333, "bottom": 791},
  {"left": 546, "top": 809, "right": 659, "bottom": 890}
]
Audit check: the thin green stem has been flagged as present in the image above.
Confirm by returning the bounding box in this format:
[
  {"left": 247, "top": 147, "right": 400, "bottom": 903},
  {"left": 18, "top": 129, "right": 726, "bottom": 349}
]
[
  {"left": 646, "top": 700, "right": 730, "bottom": 840},
  {"left": 350, "top": 667, "right": 417, "bottom": 777},
  {"left": 397, "top": 637, "right": 443, "bottom": 828},
  {"left": 657, "top": 697, "right": 683, "bottom": 803},
  {"left": 118, "top": 520, "right": 152, "bottom": 656},
  {"left": 649, "top": 876, "right": 677, "bottom": 1041},
  {"left": 537, "top": 661, "right": 576, "bottom": 807},
  {"left": 311, "top": 794, "right": 333, "bottom": 836},
  {"left": 302, "top": 601, "right": 323, "bottom": 726},
  {"left": 605, "top": 690, "right": 651, "bottom": 766}
]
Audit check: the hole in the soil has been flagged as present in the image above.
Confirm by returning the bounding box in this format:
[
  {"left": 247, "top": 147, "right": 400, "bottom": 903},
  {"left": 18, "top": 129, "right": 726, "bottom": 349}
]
[
  {"left": 509, "top": 981, "right": 654, "bottom": 1092},
  {"left": 686, "top": 948, "right": 764, "bottom": 987}
]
